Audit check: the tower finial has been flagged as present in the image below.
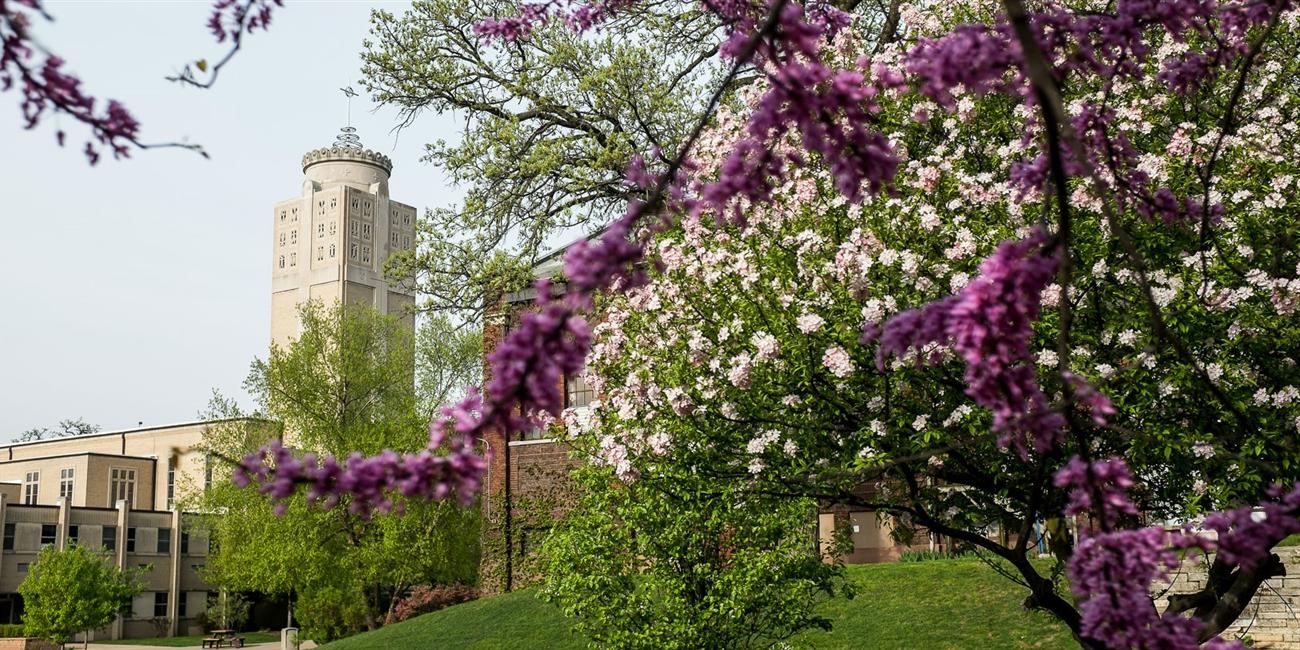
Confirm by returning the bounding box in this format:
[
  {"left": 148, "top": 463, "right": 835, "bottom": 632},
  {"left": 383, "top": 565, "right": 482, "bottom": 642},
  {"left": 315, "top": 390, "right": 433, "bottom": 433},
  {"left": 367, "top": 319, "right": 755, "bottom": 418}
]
[
  {"left": 340, "top": 86, "right": 358, "bottom": 127},
  {"left": 333, "top": 126, "right": 363, "bottom": 150}
]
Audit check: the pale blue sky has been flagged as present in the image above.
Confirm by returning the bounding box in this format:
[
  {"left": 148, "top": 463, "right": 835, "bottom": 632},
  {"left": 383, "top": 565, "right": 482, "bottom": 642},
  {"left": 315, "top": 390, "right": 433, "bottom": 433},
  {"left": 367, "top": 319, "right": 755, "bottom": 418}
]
[{"left": 0, "top": 0, "right": 463, "bottom": 436}]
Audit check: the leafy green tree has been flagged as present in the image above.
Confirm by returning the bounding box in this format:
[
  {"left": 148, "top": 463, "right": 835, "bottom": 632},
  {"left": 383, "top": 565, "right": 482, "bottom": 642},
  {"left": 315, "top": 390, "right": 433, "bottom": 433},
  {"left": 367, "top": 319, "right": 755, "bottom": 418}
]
[
  {"left": 19, "top": 545, "right": 142, "bottom": 648},
  {"left": 196, "top": 302, "right": 479, "bottom": 641},
  {"left": 359, "top": 0, "right": 729, "bottom": 313},
  {"left": 415, "top": 314, "right": 482, "bottom": 421},
  {"left": 543, "top": 461, "right": 849, "bottom": 649},
  {"left": 14, "top": 418, "right": 100, "bottom": 443}
]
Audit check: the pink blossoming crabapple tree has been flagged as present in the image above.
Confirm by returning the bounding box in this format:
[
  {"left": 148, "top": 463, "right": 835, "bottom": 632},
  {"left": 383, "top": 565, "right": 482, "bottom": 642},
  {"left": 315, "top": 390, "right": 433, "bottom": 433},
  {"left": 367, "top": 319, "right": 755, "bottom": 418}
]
[{"left": 150, "top": 0, "right": 1296, "bottom": 647}]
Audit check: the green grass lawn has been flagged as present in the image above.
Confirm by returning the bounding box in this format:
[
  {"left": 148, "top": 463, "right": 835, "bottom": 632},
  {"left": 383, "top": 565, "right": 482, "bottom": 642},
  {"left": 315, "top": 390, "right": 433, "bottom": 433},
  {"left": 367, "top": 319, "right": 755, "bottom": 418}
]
[
  {"left": 99, "top": 631, "right": 281, "bottom": 646},
  {"left": 322, "top": 559, "right": 1077, "bottom": 649}
]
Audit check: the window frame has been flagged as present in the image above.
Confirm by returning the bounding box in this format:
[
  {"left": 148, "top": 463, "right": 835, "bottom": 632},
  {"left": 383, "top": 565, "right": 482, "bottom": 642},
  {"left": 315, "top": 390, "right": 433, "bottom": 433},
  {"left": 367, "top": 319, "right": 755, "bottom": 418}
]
[
  {"left": 22, "top": 471, "right": 38, "bottom": 505},
  {"left": 58, "top": 467, "right": 74, "bottom": 503},
  {"left": 109, "top": 467, "right": 136, "bottom": 508}
]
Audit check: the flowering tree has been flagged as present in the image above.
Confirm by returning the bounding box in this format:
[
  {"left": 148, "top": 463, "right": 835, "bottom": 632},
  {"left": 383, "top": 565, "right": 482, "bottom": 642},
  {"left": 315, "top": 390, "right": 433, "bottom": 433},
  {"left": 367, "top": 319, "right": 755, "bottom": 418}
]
[{"left": 219, "top": 0, "right": 1300, "bottom": 646}]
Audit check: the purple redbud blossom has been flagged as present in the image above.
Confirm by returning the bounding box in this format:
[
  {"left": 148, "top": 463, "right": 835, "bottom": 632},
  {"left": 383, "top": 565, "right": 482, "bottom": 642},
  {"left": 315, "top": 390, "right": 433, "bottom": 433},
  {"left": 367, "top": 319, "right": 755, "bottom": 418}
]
[
  {"left": 1054, "top": 456, "right": 1138, "bottom": 528},
  {"left": 1068, "top": 527, "right": 1231, "bottom": 649},
  {"left": 1204, "top": 482, "right": 1300, "bottom": 570},
  {"left": 877, "top": 231, "right": 1065, "bottom": 455}
]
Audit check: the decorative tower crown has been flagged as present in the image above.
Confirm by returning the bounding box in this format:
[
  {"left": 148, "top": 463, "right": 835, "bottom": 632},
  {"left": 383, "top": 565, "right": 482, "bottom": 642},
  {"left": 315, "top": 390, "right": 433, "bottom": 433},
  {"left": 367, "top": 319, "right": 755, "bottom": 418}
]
[{"left": 301, "top": 127, "right": 393, "bottom": 175}]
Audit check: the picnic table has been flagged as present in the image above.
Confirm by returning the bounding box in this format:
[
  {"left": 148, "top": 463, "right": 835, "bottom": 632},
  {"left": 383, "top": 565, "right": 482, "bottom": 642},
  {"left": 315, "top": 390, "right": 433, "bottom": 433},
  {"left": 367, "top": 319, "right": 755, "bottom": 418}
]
[{"left": 202, "top": 629, "right": 246, "bottom": 648}]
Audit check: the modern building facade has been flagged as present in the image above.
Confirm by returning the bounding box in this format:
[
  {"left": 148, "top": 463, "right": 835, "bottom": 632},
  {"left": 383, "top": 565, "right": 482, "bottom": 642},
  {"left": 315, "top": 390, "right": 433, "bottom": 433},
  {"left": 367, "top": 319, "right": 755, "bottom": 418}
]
[
  {"left": 0, "top": 420, "right": 235, "bottom": 640},
  {"left": 270, "top": 127, "right": 418, "bottom": 349}
]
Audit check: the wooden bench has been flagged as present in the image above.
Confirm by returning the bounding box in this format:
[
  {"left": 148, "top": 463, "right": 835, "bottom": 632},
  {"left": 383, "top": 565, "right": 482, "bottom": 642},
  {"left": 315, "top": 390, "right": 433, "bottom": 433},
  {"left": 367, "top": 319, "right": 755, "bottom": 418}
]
[
  {"left": 232, "top": 638, "right": 246, "bottom": 648},
  {"left": 202, "top": 639, "right": 222, "bottom": 649}
]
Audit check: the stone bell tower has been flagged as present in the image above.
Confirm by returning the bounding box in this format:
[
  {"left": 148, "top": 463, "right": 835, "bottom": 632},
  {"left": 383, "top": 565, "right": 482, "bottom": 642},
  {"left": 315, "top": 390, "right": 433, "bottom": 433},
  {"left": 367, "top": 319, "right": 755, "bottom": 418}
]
[{"left": 269, "top": 127, "right": 418, "bottom": 349}]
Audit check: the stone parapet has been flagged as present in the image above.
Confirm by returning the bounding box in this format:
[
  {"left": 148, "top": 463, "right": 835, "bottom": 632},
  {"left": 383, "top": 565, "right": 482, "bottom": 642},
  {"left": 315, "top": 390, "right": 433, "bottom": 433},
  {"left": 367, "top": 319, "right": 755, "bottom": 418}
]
[{"left": 301, "top": 147, "right": 393, "bottom": 175}]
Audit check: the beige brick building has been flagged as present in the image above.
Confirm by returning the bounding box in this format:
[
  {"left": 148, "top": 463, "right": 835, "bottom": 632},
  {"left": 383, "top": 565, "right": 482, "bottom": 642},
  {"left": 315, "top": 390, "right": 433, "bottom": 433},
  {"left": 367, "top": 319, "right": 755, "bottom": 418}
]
[{"left": 0, "top": 420, "right": 252, "bottom": 640}]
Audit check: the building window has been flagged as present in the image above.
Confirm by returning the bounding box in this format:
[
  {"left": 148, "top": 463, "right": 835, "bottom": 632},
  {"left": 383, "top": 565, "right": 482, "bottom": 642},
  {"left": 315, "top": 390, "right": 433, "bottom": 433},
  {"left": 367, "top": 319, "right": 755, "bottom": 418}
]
[
  {"left": 158, "top": 528, "right": 171, "bottom": 554},
  {"left": 350, "top": 221, "right": 359, "bottom": 236},
  {"left": 566, "top": 373, "right": 593, "bottom": 408},
  {"left": 317, "top": 224, "right": 325, "bottom": 238},
  {"left": 278, "top": 255, "right": 285, "bottom": 269},
  {"left": 154, "top": 593, "right": 168, "bottom": 618},
  {"left": 110, "top": 468, "right": 136, "bottom": 508},
  {"left": 102, "top": 525, "right": 116, "bottom": 551},
  {"left": 59, "top": 468, "right": 74, "bottom": 502},
  {"left": 205, "top": 454, "right": 214, "bottom": 492},
  {"left": 279, "top": 210, "right": 286, "bottom": 222},
  {"left": 290, "top": 230, "right": 297, "bottom": 244},
  {"left": 329, "top": 221, "right": 337, "bottom": 235},
  {"left": 391, "top": 232, "right": 399, "bottom": 245},
  {"left": 362, "top": 224, "right": 372, "bottom": 240},
  {"left": 166, "top": 459, "right": 176, "bottom": 510},
  {"left": 291, "top": 208, "right": 299, "bottom": 222},
  {"left": 290, "top": 252, "right": 297, "bottom": 267},
  {"left": 40, "top": 524, "right": 55, "bottom": 547},
  {"left": 349, "top": 243, "right": 358, "bottom": 260},
  {"left": 330, "top": 197, "right": 337, "bottom": 209},
  {"left": 403, "top": 214, "right": 411, "bottom": 226},
  {"left": 317, "top": 246, "right": 324, "bottom": 261},
  {"left": 329, "top": 244, "right": 336, "bottom": 258},
  {"left": 68, "top": 525, "right": 79, "bottom": 545},
  {"left": 181, "top": 532, "right": 190, "bottom": 555},
  {"left": 126, "top": 527, "right": 136, "bottom": 553},
  {"left": 23, "top": 471, "right": 38, "bottom": 504},
  {"left": 278, "top": 232, "right": 285, "bottom": 246},
  {"left": 179, "top": 593, "right": 187, "bottom": 618},
  {"left": 361, "top": 246, "right": 371, "bottom": 264},
  {"left": 3, "top": 523, "right": 14, "bottom": 551},
  {"left": 16, "top": 564, "right": 27, "bottom": 573}
]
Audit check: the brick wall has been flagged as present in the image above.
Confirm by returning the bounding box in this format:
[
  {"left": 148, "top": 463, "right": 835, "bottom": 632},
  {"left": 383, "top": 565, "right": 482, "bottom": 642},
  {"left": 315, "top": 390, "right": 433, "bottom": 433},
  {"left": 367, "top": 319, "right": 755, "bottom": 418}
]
[
  {"left": 479, "top": 293, "right": 583, "bottom": 594},
  {"left": 1155, "top": 547, "right": 1300, "bottom": 648},
  {"left": 0, "top": 639, "right": 58, "bottom": 650}
]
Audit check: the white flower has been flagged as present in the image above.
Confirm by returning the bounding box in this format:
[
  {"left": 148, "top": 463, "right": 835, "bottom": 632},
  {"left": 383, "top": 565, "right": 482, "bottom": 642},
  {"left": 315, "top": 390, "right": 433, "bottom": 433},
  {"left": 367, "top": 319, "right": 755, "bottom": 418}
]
[
  {"left": 912, "top": 414, "right": 929, "bottom": 431},
  {"left": 783, "top": 439, "right": 798, "bottom": 456},
  {"left": 747, "top": 458, "right": 766, "bottom": 475},
  {"left": 751, "top": 331, "right": 780, "bottom": 361},
  {"left": 728, "top": 355, "right": 753, "bottom": 388},
  {"left": 822, "top": 346, "right": 855, "bottom": 378},
  {"left": 1095, "top": 363, "right": 1116, "bottom": 379},
  {"left": 1206, "top": 363, "right": 1224, "bottom": 382},
  {"left": 796, "top": 313, "right": 826, "bottom": 334},
  {"left": 1037, "top": 349, "right": 1059, "bottom": 367},
  {"left": 1192, "top": 442, "right": 1215, "bottom": 458},
  {"left": 1041, "top": 284, "right": 1062, "bottom": 307}
]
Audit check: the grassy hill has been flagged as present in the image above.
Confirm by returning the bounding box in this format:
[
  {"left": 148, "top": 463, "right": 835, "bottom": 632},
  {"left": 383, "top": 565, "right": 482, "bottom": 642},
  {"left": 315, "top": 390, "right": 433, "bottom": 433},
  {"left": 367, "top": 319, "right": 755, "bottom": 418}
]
[{"left": 322, "top": 559, "right": 1077, "bottom": 649}]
